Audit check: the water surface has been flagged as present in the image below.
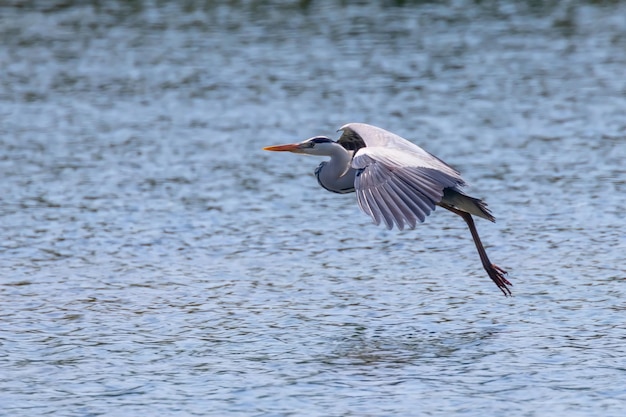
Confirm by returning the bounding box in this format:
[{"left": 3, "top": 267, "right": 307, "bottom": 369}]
[{"left": 1, "top": 1, "right": 626, "bottom": 416}]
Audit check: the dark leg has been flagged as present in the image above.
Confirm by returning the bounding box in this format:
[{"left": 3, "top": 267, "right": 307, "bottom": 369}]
[{"left": 441, "top": 205, "right": 512, "bottom": 296}]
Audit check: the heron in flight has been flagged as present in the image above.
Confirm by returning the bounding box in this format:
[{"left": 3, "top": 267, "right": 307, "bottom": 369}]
[{"left": 263, "top": 123, "right": 512, "bottom": 296}]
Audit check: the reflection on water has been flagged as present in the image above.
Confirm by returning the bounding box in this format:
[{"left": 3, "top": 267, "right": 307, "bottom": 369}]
[
  {"left": 330, "top": 325, "right": 503, "bottom": 366},
  {"left": 1, "top": 0, "right": 626, "bottom": 416}
]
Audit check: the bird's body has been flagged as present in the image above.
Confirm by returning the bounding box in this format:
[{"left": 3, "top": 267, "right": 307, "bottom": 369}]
[{"left": 264, "top": 123, "right": 512, "bottom": 296}]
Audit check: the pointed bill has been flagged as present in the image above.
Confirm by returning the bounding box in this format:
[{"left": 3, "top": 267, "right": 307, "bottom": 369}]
[{"left": 263, "top": 143, "right": 303, "bottom": 152}]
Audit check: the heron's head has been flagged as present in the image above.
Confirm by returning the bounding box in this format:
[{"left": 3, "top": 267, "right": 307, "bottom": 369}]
[{"left": 263, "top": 136, "right": 337, "bottom": 156}]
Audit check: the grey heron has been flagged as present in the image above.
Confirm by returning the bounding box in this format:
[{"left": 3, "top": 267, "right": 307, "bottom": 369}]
[{"left": 263, "top": 123, "right": 512, "bottom": 296}]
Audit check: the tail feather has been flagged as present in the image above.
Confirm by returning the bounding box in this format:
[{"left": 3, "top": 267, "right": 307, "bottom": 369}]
[{"left": 440, "top": 188, "right": 495, "bottom": 222}]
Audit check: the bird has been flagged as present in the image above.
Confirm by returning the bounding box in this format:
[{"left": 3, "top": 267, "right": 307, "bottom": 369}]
[{"left": 263, "top": 123, "right": 512, "bottom": 296}]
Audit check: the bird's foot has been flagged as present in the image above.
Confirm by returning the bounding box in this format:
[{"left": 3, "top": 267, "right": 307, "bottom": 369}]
[{"left": 486, "top": 263, "right": 512, "bottom": 297}]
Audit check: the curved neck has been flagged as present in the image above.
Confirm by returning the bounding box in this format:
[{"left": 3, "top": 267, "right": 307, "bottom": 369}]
[
  {"left": 315, "top": 144, "right": 356, "bottom": 194},
  {"left": 324, "top": 143, "right": 353, "bottom": 178}
]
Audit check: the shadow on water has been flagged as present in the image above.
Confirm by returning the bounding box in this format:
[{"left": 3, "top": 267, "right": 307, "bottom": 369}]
[{"left": 327, "top": 325, "right": 503, "bottom": 367}]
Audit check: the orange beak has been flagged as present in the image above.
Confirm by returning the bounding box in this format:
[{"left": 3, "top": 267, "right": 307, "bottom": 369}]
[{"left": 262, "top": 143, "right": 304, "bottom": 152}]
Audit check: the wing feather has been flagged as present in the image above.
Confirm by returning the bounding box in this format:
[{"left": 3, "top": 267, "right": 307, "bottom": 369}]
[
  {"left": 344, "top": 124, "right": 466, "bottom": 230},
  {"left": 380, "top": 182, "right": 416, "bottom": 230},
  {"left": 356, "top": 182, "right": 375, "bottom": 220},
  {"left": 362, "top": 183, "right": 383, "bottom": 226},
  {"left": 385, "top": 181, "right": 423, "bottom": 227},
  {"left": 370, "top": 186, "right": 397, "bottom": 230}
]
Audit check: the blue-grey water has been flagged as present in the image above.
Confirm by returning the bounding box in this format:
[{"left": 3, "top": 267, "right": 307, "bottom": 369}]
[{"left": 1, "top": 1, "right": 626, "bottom": 416}]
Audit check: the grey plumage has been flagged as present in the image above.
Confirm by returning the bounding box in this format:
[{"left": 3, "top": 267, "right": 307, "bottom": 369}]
[
  {"left": 263, "top": 123, "right": 512, "bottom": 296},
  {"left": 338, "top": 123, "right": 492, "bottom": 230}
]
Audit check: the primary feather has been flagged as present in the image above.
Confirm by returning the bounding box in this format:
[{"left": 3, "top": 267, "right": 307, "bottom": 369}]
[{"left": 339, "top": 123, "right": 466, "bottom": 230}]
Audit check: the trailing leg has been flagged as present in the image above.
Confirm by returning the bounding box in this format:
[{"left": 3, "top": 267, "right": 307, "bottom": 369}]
[{"left": 441, "top": 204, "right": 512, "bottom": 296}]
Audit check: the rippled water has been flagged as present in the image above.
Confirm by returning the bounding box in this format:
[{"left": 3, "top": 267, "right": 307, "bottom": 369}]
[{"left": 2, "top": 1, "right": 626, "bottom": 416}]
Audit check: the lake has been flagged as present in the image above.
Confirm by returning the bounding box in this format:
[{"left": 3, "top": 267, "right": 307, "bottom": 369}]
[{"left": 1, "top": 1, "right": 626, "bottom": 416}]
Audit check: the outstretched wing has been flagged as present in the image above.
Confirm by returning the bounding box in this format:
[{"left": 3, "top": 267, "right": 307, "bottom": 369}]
[{"left": 339, "top": 123, "right": 465, "bottom": 231}]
